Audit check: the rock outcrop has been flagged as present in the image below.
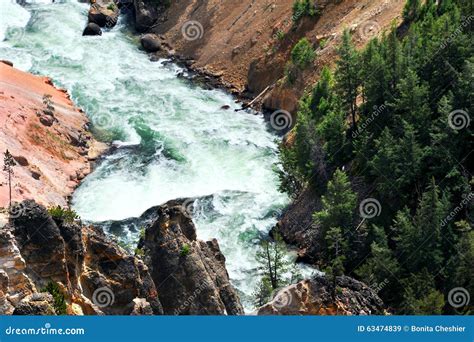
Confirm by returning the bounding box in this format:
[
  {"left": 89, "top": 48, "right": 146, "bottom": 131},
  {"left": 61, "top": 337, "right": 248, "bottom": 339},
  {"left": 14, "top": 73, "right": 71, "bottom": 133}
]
[
  {"left": 88, "top": 1, "right": 119, "bottom": 28},
  {"left": 0, "top": 200, "right": 163, "bottom": 315},
  {"left": 82, "top": 0, "right": 120, "bottom": 34},
  {"left": 0, "top": 200, "right": 243, "bottom": 315},
  {"left": 258, "top": 275, "right": 385, "bottom": 315},
  {"left": 138, "top": 200, "right": 244, "bottom": 315},
  {"left": 0, "top": 63, "right": 107, "bottom": 208}
]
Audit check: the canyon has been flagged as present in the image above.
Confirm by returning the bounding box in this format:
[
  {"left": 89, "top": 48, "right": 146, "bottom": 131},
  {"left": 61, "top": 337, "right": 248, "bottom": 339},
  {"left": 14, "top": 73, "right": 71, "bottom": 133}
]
[{"left": 0, "top": 0, "right": 413, "bottom": 315}]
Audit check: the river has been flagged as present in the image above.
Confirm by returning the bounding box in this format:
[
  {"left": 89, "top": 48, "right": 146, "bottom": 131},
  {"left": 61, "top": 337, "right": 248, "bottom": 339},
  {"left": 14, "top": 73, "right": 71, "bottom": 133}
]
[{"left": 0, "top": 0, "right": 303, "bottom": 310}]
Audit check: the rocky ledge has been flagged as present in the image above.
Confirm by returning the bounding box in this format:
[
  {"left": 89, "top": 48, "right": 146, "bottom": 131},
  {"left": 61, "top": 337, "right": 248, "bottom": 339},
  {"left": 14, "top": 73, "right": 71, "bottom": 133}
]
[
  {"left": 258, "top": 275, "right": 385, "bottom": 315},
  {"left": 0, "top": 200, "right": 243, "bottom": 315}
]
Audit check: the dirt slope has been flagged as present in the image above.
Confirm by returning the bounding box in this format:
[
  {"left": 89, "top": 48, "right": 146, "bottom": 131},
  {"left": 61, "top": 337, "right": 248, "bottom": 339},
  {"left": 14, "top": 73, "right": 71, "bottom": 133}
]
[{"left": 140, "top": 0, "right": 405, "bottom": 112}]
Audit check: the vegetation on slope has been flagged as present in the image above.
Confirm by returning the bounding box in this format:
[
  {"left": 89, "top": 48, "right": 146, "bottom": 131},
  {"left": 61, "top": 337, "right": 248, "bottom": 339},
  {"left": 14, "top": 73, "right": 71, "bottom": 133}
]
[{"left": 277, "top": 0, "right": 473, "bottom": 314}]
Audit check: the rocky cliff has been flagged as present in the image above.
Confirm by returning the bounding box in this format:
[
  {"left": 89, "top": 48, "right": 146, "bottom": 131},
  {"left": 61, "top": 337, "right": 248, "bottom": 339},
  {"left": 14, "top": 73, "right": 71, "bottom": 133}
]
[
  {"left": 0, "top": 200, "right": 243, "bottom": 315},
  {"left": 0, "top": 62, "right": 106, "bottom": 208},
  {"left": 258, "top": 275, "right": 385, "bottom": 315},
  {"left": 138, "top": 200, "right": 244, "bottom": 315}
]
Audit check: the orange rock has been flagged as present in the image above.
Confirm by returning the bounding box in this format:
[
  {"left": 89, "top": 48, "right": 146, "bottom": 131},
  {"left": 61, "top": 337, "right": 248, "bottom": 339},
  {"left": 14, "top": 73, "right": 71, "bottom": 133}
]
[{"left": 0, "top": 63, "right": 105, "bottom": 208}]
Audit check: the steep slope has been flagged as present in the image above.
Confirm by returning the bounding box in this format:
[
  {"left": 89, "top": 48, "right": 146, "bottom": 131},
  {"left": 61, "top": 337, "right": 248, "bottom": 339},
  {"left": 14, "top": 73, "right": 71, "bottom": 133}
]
[
  {"left": 0, "top": 62, "right": 106, "bottom": 208},
  {"left": 133, "top": 0, "right": 405, "bottom": 113}
]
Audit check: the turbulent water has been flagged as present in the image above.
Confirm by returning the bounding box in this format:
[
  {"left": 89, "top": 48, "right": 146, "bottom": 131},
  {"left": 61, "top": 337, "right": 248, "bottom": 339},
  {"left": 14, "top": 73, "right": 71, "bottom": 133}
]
[{"left": 0, "top": 0, "right": 312, "bottom": 310}]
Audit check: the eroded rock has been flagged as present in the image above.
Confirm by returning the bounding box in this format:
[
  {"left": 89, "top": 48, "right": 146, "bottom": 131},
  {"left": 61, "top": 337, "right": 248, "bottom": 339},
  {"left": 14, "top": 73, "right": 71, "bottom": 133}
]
[
  {"left": 138, "top": 200, "right": 244, "bottom": 315},
  {"left": 257, "top": 275, "right": 385, "bottom": 315}
]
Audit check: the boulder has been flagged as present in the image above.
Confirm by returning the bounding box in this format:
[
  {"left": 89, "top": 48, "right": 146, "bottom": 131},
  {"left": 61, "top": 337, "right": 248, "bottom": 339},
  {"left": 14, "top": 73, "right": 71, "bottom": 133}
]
[
  {"left": 13, "top": 293, "right": 56, "bottom": 315},
  {"left": 83, "top": 22, "right": 102, "bottom": 36},
  {"left": 140, "top": 34, "right": 162, "bottom": 52},
  {"left": 138, "top": 200, "right": 244, "bottom": 315},
  {"left": 257, "top": 275, "right": 385, "bottom": 315},
  {"left": 88, "top": 3, "right": 119, "bottom": 28}
]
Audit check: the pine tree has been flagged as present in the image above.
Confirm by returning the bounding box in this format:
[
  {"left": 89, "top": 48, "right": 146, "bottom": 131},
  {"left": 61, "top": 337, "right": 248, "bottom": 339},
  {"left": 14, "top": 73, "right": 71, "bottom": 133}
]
[
  {"left": 335, "top": 29, "right": 360, "bottom": 129},
  {"left": 313, "top": 169, "right": 356, "bottom": 233},
  {"left": 3, "top": 150, "right": 15, "bottom": 208},
  {"left": 403, "top": 0, "right": 422, "bottom": 22},
  {"left": 255, "top": 231, "right": 290, "bottom": 290},
  {"left": 356, "top": 225, "right": 400, "bottom": 292}
]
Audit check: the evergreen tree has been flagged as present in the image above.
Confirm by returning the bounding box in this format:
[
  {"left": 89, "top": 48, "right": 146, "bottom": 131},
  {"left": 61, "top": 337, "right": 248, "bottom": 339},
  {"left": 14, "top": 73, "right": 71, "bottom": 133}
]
[
  {"left": 3, "top": 150, "right": 15, "bottom": 208},
  {"left": 313, "top": 169, "right": 356, "bottom": 234},
  {"left": 403, "top": 0, "right": 422, "bottom": 22},
  {"left": 335, "top": 29, "right": 360, "bottom": 129}
]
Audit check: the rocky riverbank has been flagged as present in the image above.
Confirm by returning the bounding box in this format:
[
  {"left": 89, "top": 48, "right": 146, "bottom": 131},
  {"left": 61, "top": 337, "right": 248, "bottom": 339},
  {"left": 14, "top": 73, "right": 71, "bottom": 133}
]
[
  {"left": 0, "top": 200, "right": 384, "bottom": 316},
  {"left": 0, "top": 62, "right": 107, "bottom": 208},
  {"left": 0, "top": 200, "right": 243, "bottom": 315},
  {"left": 132, "top": 0, "right": 405, "bottom": 112}
]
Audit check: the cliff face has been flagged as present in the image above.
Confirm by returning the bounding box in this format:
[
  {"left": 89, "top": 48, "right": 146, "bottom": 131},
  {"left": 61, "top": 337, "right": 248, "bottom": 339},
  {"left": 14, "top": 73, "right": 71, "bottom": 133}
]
[
  {"left": 0, "top": 62, "right": 106, "bottom": 208},
  {"left": 0, "top": 200, "right": 243, "bottom": 315},
  {"left": 138, "top": 201, "right": 244, "bottom": 315},
  {"left": 0, "top": 200, "right": 162, "bottom": 315},
  {"left": 133, "top": 0, "right": 405, "bottom": 112}
]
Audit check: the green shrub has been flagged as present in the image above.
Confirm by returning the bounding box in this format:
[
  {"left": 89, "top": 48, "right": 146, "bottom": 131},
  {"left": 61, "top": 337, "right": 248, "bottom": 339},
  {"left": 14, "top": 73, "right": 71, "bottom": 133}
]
[
  {"left": 48, "top": 206, "right": 79, "bottom": 224},
  {"left": 107, "top": 3, "right": 117, "bottom": 11},
  {"left": 275, "top": 30, "right": 285, "bottom": 41},
  {"left": 291, "top": 38, "right": 315, "bottom": 69},
  {"left": 135, "top": 247, "right": 145, "bottom": 257},
  {"left": 319, "top": 38, "right": 328, "bottom": 49},
  {"left": 292, "top": 0, "right": 316, "bottom": 23},
  {"left": 180, "top": 244, "right": 191, "bottom": 257},
  {"left": 42, "top": 282, "right": 67, "bottom": 315}
]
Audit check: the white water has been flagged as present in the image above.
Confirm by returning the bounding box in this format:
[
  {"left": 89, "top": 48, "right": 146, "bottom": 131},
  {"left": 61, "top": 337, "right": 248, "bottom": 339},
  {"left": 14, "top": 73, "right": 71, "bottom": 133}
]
[{"left": 0, "top": 0, "right": 311, "bottom": 310}]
